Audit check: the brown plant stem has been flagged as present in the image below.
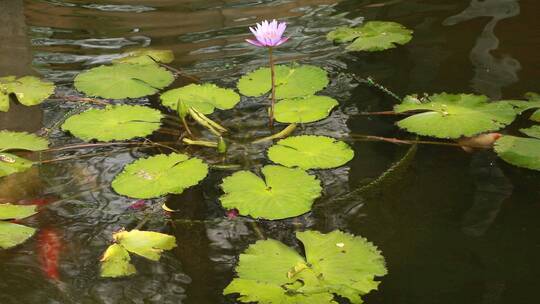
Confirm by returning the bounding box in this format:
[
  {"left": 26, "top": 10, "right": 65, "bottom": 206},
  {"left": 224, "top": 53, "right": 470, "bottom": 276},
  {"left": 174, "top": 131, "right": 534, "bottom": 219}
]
[
  {"left": 348, "top": 134, "right": 488, "bottom": 149},
  {"left": 268, "top": 47, "right": 276, "bottom": 127}
]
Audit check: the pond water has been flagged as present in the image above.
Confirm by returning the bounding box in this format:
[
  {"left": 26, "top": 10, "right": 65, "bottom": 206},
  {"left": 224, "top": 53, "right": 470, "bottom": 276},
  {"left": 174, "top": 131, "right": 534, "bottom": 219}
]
[{"left": 1, "top": 0, "right": 539, "bottom": 303}]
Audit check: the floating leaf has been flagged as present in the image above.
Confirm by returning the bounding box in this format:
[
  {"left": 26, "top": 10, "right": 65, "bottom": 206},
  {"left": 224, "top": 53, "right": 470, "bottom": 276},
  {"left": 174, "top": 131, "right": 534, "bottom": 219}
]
[
  {"left": 327, "top": 21, "right": 413, "bottom": 52},
  {"left": 100, "top": 244, "right": 136, "bottom": 278},
  {"left": 0, "top": 204, "right": 37, "bottom": 220},
  {"left": 268, "top": 135, "right": 354, "bottom": 169},
  {"left": 274, "top": 95, "right": 338, "bottom": 123},
  {"left": 0, "top": 221, "right": 36, "bottom": 249},
  {"left": 113, "top": 229, "right": 177, "bottom": 261},
  {"left": 531, "top": 110, "right": 540, "bottom": 122},
  {"left": 61, "top": 105, "right": 163, "bottom": 142},
  {"left": 0, "top": 76, "right": 54, "bottom": 111},
  {"left": 219, "top": 165, "right": 321, "bottom": 220},
  {"left": 74, "top": 63, "right": 174, "bottom": 99},
  {"left": 0, "top": 153, "right": 33, "bottom": 177},
  {"left": 0, "top": 131, "right": 49, "bottom": 152},
  {"left": 113, "top": 49, "right": 174, "bottom": 65},
  {"left": 224, "top": 230, "right": 387, "bottom": 304},
  {"left": 237, "top": 65, "right": 328, "bottom": 99},
  {"left": 112, "top": 153, "right": 208, "bottom": 199},
  {"left": 494, "top": 135, "right": 540, "bottom": 171},
  {"left": 160, "top": 83, "right": 240, "bottom": 114},
  {"left": 394, "top": 93, "right": 517, "bottom": 139},
  {"left": 521, "top": 126, "right": 540, "bottom": 139}
]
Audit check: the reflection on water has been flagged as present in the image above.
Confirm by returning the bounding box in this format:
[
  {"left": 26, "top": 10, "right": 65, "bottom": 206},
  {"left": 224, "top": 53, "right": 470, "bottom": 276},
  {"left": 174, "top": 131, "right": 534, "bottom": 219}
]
[{"left": 1, "top": 0, "right": 540, "bottom": 303}]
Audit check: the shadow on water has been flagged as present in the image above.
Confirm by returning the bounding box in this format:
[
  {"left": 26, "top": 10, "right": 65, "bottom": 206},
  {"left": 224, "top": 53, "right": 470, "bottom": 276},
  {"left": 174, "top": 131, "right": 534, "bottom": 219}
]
[{"left": 0, "top": 0, "right": 539, "bottom": 303}]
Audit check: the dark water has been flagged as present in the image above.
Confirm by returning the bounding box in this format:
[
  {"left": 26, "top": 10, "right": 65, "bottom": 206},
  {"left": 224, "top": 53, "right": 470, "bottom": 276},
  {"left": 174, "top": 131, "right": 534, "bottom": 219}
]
[{"left": 1, "top": 0, "right": 539, "bottom": 303}]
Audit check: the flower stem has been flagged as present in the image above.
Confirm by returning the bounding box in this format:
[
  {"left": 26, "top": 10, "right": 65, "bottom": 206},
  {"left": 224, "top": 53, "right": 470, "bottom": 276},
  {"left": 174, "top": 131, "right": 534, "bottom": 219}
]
[{"left": 268, "top": 47, "right": 276, "bottom": 127}]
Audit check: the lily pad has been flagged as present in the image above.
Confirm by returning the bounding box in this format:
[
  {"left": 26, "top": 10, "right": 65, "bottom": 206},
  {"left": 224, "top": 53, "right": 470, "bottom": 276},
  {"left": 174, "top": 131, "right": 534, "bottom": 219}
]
[
  {"left": 268, "top": 135, "right": 354, "bottom": 169},
  {"left": 160, "top": 83, "right": 240, "bottom": 114},
  {"left": 74, "top": 63, "right": 174, "bottom": 99},
  {"left": 100, "top": 243, "right": 136, "bottom": 278},
  {"left": 112, "top": 153, "right": 208, "bottom": 199},
  {"left": 0, "top": 76, "right": 54, "bottom": 111},
  {"left": 0, "top": 204, "right": 37, "bottom": 220},
  {"left": 237, "top": 65, "right": 328, "bottom": 99},
  {"left": 0, "top": 153, "right": 33, "bottom": 178},
  {"left": 0, "top": 131, "right": 49, "bottom": 152},
  {"left": 274, "top": 95, "right": 338, "bottom": 123},
  {"left": 520, "top": 126, "right": 540, "bottom": 139},
  {"left": 61, "top": 105, "right": 163, "bottom": 142},
  {"left": 394, "top": 93, "right": 517, "bottom": 139},
  {"left": 219, "top": 165, "right": 321, "bottom": 220},
  {"left": 224, "top": 230, "right": 387, "bottom": 304},
  {"left": 113, "top": 229, "right": 177, "bottom": 261},
  {"left": 0, "top": 221, "right": 36, "bottom": 249},
  {"left": 113, "top": 49, "right": 174, "bottom": 65},
  {"left": 327, "top": 21, "right": 413, "bottom": 52},
  {"left": 494, "top": 135, "right": 540, "bottom": 171}
]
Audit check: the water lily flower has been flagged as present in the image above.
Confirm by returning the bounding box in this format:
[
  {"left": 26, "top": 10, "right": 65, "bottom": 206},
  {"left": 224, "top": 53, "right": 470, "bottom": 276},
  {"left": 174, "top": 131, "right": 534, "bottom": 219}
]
[{"left": 246, "top": 19, "right": 289, "bottom": 47}]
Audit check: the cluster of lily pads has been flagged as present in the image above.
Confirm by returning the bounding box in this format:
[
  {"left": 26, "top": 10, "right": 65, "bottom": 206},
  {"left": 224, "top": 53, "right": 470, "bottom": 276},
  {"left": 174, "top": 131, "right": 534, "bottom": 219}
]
[{"left": 0, "top": 19, "right": 539, "bottom": 303}]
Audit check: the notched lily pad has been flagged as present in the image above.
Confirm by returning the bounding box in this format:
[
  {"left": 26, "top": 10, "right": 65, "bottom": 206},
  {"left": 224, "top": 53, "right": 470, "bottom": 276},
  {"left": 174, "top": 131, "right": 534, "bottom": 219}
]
[
  {"left": 494, "top": 135, "right": 540, "bottom": 171},
  {"left": 395, "top": 93, "right": 517, "bottom": 139},
  {"left": 0, "top": 131, "right": 49, "bottom": 152},
  {"left": 224, "top": 230, "right": 387, "bottom": 304},
  {"left": 74, "top": 63, "right": 174, "bottom": 99},
  {"left": 0, "top": 221, "right": 36, "bottom": 249},
  {"left": 0, "top": 153, "right": 33, "bottom": 178},
  {"left": 327, "top": 21, "right": 413, "bottom": 52},
  {"left": 237, "top": 65, "right": 328, "bottom": 99},
  {"left": 0, "top": 203, "right": 37, "bottom": 220},
  {"left": 0, "top": 76, "right": 54, "bottom": 111},
  {"left": 113, "top": 229, "right": 177, "bottom": 261},
  {"left": 160, "top": 83, "right": 240, "bottom": 114},
  {"left": 219, "top": 165, "right": 321, "bottom": 220},
  {"left": 112, "top": 153, "right": 208, "bottom": 199},
  {"left": 100, "top": 243, "right": 136, "bottom": 278},
  {"left": 520, "top": 126, "right": 540, "bottom": 139},
  {"left": 274, "top": 95, "right": 338, "bottom": 123},
  {"left": 61, "top": 105, "right": 163, "bottom": 142},
  {"left": 113, "top": 49, "right": 174, "bottom": 65},
  {"left": 268, "top": 135, "right": 354, "bottom": 169}
]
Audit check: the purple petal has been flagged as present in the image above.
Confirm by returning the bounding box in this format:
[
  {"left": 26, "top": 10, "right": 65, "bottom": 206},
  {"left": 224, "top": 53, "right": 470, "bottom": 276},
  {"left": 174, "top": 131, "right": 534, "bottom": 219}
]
[
  {"left": 277, "top": 22, "right": 287, "bottom": 36},
  {"left": 246, "top": 38, "right": 264, "bottom": 47},
  {"left": 274, "top": 37, "right": 290, "bottom": 46}
]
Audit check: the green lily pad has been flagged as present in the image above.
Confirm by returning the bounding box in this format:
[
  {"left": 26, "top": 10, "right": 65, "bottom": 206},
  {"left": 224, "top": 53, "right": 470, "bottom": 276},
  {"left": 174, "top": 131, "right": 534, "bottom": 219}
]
[
  {"left": 224, "top": 230, "right": 387, "bottom": 304},
  {"left": 327, "top": 21, "right": 413, "bottom": 52},
  {"left": 520, "top": 126, "right": 540, "bottom": 139},
  {"left": 531, "top": 110, "right": 540, "bottom": 122},
  {"left": 0, "top": 221, "right": 36, "bottom": 249},
  {"left": 112, "top": 153, "right": 208, "bottom": 199},
  {"left": 495, "top": 135, "right": 540, "bottom": 171},
  {"left": 113, "top": 49, "right": 174, "bottom": 65},
  {"left": 100, "top": 243, "right": 137, "bottom": 278},
  {"left": 237, "top": 65, "right": 328, "bottom": 99},
  {"left": 160, "top": 83, "right": 240, "bottom": 114},
  {"left": 274, "top": 95, "right": 338, "bottom": 123},
  {"left": 61, "top": 105, "right": 163, "bottom": 142},
  {"left": 0, "top": 153, "right": 33, "bottom": 177},
  {"left": 74, "top": 63, "right": 174, "bottom": 99},
  {"left": 113, "top": 229, "right": 177, "bottom": 261},
  {"left": 268, "top": 135, "right": 354, "bottom": 169},
  {"left": 0, "top": 76, "right": 54, "bottom": 111},
  {"left": 0, "top": 204, "right": 37, "bottom": 220},
  {"left": 394, "top": 93, "right": 517, "bottom": 139},
  {"left": 0, "top": 131, "right": 49, "bottom": 152},
  {"left": 219, "top": 165, "right": 321, "bottom": 220}
]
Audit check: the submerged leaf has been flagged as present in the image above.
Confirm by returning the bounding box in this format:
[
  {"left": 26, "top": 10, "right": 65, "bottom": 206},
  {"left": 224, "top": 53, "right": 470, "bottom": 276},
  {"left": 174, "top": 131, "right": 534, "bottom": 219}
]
[
  {"left": 494, "top": 135, "right": 540, "bottom": 171},
  {"left": 0, "top": 204, "right": 37, "bottom": 220},
  {"left": 395, "top": 93, "right": 517, "bottom": 139},
  {"left": 237, "top": 65, "right": 328, "bottom": 99},
  {"left": 219, "top": 165, "right": 321, "bottom": 220},
  {"left": 0, "top": 131, "right": 49, "bottom": 152},
  {"left": 61, "top": 105, "right": 163, "bottom": 141},
  {"left": 112, "top": 153, "right": 208, "bottom": 199},
  {"left": 224, "top": 230, "right": 386, "bottom": 303},
  {"left": 327, "top": 21, "right": 413, "bottom": 52},
  {"left": 160, "top": 83, "right": 240, "bottom": 114},
  {"left": 0, "top": 76, "right": 54, "bottom": 111},
  {"left": 0, "top": 153, "right": 33, "bottom": 177},
  {"left": 268, "top": 135, "right": 354, "bottom": 169},
  {"left": 74, "top": 63, "right": 174, "bottom": 99},
  {"left": 274, "top": 95, "right": 338, "bottom": 123},
  {"left": 0, "top": 221, "right": 36, "bottom": 249},
  {"left": 113, "top": 229, "right": 177, "bottom": 261},
  {"left": 113, "top": 49, "right": 174, "bottom": 65},
  {"left": 100, "top": 243, "right": 136, "bottom": 278}
]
